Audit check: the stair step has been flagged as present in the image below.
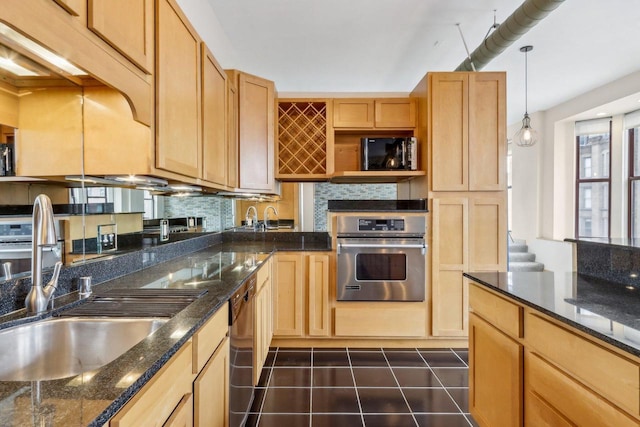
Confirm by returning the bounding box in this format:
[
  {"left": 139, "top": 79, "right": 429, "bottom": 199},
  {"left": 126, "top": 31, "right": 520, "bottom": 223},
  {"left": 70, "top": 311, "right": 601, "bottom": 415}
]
[
  {"left": 508, "top": 243, "right": 528, "bottom": 253},
  {"left": 509, "top": 252, "right": 536, "bottom": 262},
  {"left": 510, "top": 238, "right": 526, "bottom": 245},
  {"left": 509, "top": 261, "right": 544, "bottom": 272}
]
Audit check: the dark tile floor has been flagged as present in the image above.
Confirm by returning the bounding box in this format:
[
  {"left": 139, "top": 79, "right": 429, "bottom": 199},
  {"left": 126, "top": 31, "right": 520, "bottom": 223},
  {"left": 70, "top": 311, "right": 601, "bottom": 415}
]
[{"left": 245, "top": 348, "right": 478, "bottom": 427}]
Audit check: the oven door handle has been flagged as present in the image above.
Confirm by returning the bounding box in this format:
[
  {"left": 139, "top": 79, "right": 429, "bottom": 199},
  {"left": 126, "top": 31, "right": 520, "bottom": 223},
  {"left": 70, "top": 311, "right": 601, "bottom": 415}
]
[{"left": 337, "top": 242, "right": 427, "bottom": 255}]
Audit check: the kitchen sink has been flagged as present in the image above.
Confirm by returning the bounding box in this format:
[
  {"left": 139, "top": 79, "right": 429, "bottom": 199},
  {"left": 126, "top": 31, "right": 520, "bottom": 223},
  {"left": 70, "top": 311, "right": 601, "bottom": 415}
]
[{"left": 0, "top": 317, "right": 167, "bottom": 381}]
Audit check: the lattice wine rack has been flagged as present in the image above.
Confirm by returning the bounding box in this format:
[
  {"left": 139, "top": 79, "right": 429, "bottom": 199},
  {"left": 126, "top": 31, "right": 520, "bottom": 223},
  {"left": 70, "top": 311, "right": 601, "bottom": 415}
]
[{"left": 277, "top": 101, "right": 329, "bottom": 178}]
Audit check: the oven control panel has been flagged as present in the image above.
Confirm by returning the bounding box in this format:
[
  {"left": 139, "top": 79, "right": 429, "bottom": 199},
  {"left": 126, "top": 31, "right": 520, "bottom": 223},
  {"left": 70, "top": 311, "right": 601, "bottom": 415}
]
[{"left": 358, "top": 218, "right": 404, "bottom": 232}]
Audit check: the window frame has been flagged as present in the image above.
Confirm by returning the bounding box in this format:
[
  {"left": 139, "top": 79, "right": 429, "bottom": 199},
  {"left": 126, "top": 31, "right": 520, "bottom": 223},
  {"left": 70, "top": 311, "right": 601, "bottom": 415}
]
[
  {"left": 575, "top": 120, "right": 612, "bottom": 238},
  {"left": 628, "top": 128, "right": 640, "bottom": 238}
]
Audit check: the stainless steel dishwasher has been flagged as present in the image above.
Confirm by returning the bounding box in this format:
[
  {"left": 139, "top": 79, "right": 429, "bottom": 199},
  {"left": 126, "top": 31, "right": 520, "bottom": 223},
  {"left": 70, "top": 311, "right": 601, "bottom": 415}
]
[{"left": 229, "top": 275, "right": 256, "bottom": 427}]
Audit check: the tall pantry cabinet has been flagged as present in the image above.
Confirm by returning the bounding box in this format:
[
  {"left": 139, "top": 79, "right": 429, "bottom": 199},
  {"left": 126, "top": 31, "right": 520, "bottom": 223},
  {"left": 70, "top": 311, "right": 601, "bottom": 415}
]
[{"left": 408, "top": 72, "right": 507, "bottom": 338}]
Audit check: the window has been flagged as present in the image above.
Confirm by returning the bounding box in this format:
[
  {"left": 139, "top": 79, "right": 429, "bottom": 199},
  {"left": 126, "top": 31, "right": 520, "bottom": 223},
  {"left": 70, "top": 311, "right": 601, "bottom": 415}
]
[
  {"left": 143, "top": 190, "right": 155, "bottom": 219},
  {"left": 69, "top": 186, "right": 111, "bottom": 205},
  {"left": 575, "top": 118, "right": 611, "bottom": 238},
  {"left": 627, "top": 110, "right": 640, "bottom": 238}
]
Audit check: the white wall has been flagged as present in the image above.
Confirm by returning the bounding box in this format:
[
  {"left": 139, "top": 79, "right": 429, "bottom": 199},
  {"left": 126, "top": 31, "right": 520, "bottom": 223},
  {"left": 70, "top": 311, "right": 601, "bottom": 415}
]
[{"left": 176, "top": 0, "right": 238, "bottom": 68}]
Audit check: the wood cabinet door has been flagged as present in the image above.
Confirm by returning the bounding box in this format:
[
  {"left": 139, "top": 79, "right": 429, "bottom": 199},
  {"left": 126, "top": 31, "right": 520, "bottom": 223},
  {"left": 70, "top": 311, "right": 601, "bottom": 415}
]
[
  {"left": 88, "top": 0, "right": 154, "bottom": 73},
  {"left": 468, "top": 72, "right": 506, "bottom": 191},
  {"left": 226, "top": 79, "right": 239, "bottom": 189},
  {"left": 52, "top": 0, "right": 84, "bottom": 16},
  {"left": 110, "top": 341, "right": 193, "bottom": 427},
  {"left": 469, "top": 193, "right": 507, "bottom": 271},
  {"left": 333, "top": 99, "right": 374, "bottom": 128},
  {"left": 431, "top": 196, "right": 469, "bottom": 337},
  {"left": 201, "top": 43, "right": 227, "bottom": 186},
  {"left": 16, "top": 87, "right": 83, "bottom": 176},
  {"left": 164, "top": 393, "right": 194, "bottom": 427},
  {"left": 430, "top": 73, "right": 469, "bottom": 191},
  {"left": 469, "top": 313, "right": 523, "bottom": 427},
  {"left": 194, "top": 338, "right": 229, "bottom": 427},
  {"left": 238, "top": 73, "right": 275, "bottom": 191},
  {"left": 272, "top": 253, "right": 305, "bottom": 337},
  {"left": 156, "top": 0, "right": 201, "bottom": 178},
  {"left": 307, "top": 253, "right": 331, "bottom": 337},
  {"left": 374, "top": 99, "right": 416, "bottom": 128}
]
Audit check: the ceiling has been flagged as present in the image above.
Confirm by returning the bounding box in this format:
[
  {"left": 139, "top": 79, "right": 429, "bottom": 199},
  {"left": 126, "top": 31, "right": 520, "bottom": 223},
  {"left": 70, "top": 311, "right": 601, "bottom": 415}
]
[{"left": 204, "top": 0, "right": 640, "bottom": 124}]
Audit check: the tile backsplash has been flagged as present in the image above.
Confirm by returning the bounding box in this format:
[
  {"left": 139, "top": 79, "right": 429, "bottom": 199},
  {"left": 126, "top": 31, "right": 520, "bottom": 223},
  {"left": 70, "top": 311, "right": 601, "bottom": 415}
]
[
  {"left": 313, "top": 182, "right": 397, "bottom": 231},
  {"left": 163, "top": 196, "right": 234, "bottom": 230}
]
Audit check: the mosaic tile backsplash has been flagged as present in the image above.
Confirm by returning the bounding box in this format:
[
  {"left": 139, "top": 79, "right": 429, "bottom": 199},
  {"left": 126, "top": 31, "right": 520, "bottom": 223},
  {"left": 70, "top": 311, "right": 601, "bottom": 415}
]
[
  {"left": 163, "top": 196, "right": 234, "bottom": 230},
  {"left": 313, "top": 182, "right": 397, "bottom": 231}
]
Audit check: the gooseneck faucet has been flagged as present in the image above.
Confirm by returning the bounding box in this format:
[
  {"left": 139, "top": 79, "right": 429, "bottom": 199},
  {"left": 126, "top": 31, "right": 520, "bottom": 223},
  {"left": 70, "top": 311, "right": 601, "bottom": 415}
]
[
  {"left": 245, "top": 206, "right": 258, "bottom": 228},
  {"left": 25, "top": 195, "right": 62, "bottom": 314},
  {"left": 263, "top": 206, "right": 279, "bottom": 229}
]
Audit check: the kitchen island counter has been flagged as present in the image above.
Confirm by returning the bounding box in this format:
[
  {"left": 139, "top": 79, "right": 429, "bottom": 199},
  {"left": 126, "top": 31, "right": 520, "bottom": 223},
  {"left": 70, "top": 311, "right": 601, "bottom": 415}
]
[{"left": 464, "top": 271, "right": 640, "bottom": 358}]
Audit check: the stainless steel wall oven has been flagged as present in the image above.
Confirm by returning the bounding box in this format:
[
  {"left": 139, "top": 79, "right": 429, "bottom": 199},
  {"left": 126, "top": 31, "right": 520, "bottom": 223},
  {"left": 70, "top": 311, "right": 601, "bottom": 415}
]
[{"left": 336, "top": 215, "right": 426, "bottom": 301}]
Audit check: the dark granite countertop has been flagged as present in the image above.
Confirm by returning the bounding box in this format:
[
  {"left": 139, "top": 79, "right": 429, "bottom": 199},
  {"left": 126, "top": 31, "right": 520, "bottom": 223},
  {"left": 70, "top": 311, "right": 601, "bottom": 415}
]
[
  {"left": 0, "top": 231, "right": 332, "bottom": 426},
  {"left": 464, "top": 271, "right": 640, "bottom": 358}
]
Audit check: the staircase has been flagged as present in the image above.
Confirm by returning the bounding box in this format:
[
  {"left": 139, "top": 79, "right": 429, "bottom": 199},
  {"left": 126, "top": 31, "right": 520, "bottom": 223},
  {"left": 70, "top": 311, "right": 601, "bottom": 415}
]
[{"left": 509, "top": 239, "right": 544, "bottom": 272}]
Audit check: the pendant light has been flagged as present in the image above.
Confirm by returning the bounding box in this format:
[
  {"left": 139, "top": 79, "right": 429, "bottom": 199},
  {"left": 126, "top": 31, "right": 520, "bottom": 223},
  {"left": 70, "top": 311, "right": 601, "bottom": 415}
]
[{"left": 514, "top": 45, "right": 538, "bottom": 147}]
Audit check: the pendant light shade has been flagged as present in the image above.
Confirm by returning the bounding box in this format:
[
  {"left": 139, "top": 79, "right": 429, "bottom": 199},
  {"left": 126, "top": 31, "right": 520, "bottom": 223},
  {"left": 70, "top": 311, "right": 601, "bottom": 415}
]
[{"left": 515, "top": 45, "right": 537, "bottom": 147}]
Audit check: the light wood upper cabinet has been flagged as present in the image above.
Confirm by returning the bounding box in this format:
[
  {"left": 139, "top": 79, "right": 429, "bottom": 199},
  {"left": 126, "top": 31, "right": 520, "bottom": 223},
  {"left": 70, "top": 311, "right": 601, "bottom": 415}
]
[
  {"left": 333, "top": 99, "right": 374, "bottom": 128},
  {"left": 16, "top": 87, "right": 83, "bottom": 176},
  {"left": 201, "top": 43, "right": 228, "bottom": 187},
  {"left": 333, "top": 98, "right": 415, "bottom": 129},
  {"left": 226, "top": 77, "right": 239, "bottom": 189},
  {"left": 225, "top": 70, "right": 275, "bottom": 192},
  {"left": 88, "top": 0, "right": 154, "bottom": 73},
  {"left": 431, "top": 192, "right": 507, "bottom": 337},
  {"left": 52, "top": 0, "right": 84, "bottom": 15},
  {"left": 429, "top": 72, "right": 506, "bottom": 192},
  {"left": 374, "top": 99, "right": 417, "bottom": 128},
  {"left": 155, "top": 0, "right": 201, "bottom": 178}
]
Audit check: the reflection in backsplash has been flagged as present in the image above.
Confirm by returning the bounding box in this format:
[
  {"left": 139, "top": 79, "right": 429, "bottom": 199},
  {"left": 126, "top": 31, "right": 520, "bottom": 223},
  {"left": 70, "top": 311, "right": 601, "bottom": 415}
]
[
  {"left": 312, "top": 182, "right": 397, "bottom": 231},
  {"left": 162, "top": 196, "right": 235, "bottom": 231}
]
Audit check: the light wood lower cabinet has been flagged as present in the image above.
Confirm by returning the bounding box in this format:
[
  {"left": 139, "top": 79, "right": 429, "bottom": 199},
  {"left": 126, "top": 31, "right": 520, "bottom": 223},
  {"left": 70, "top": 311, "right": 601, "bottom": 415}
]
[
  {"left": 165, "top": 393, "right": 194, "bottom": 427},
  {"left": 194, "top": 338, "right": 230, "bottom": 427},
  {"left": 334, "top": 303, "right": 426, "bottom": 337},
  {"left": 469, "top": 312, "right": 522, "bottom": 427},
  {"left": 432, "top": 193, "right": 507, "bottom": 337},
  {"left": 110, "top": 341, "right": 194, "bottom": 427},
  {"left": 110, "top": 304, "right": 230, "bottom": 427},
  {"left": 272, "top": 252, "right": 331, "bottom": 338},
  {"left": 468, "top": 280, "right": 640, "bottom": 427},
  {"left": 254, "top": 258, "right": 273, "bottom": 385}
]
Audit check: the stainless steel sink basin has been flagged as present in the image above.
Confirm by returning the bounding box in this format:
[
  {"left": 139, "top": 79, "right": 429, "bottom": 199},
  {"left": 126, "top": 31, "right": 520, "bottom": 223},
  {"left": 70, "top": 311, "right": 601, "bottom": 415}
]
[{"left": 0, "top": 317, "right": 167, "bottom": 381}]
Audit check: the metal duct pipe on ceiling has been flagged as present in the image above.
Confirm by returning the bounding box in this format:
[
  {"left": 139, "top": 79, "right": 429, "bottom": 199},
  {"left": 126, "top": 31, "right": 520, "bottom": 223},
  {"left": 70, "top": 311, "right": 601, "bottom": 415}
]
[{"left": 455, "top": 0, "right": 566, "bottom": 71}]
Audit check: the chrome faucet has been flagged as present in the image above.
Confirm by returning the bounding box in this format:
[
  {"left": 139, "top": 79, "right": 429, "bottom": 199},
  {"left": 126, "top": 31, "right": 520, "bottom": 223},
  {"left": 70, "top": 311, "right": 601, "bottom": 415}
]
[
  {"left": 264, "top": 206, "right": 279, "bottom": 229},
  {"left": 245, "top": 206, "right": 258, "bottom": 228},
  {"left": 25, "top": 195, "right": 62, "bottom": 314}
]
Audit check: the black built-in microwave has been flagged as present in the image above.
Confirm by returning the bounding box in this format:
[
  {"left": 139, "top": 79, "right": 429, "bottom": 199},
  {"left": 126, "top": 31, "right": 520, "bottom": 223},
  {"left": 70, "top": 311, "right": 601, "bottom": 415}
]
[{"left": 361, "top": 137, "right": 417, "bottom": 171}]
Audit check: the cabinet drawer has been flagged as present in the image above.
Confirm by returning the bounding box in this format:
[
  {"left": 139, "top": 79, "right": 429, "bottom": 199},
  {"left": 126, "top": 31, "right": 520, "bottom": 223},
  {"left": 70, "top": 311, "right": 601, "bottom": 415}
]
[
  {"left": 335, "top": 305, "right": 425, "bottom": 337},
  {"left": 193, "top": 304, "right": 229, "bottom": 373},
  {"left": 525, "top": 351, "right": 638, "bottom": 427},
  {"left": 526, "top": 312, "right": 640, "bottom": 416},
  {"left": 110, "top": 341, "right": 193, "bottom": 426},
  {"left": 469, "top": 284, "right": 522, "bottom": 338}
]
